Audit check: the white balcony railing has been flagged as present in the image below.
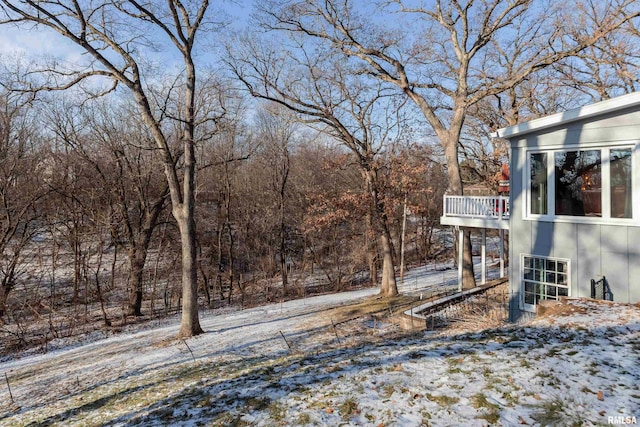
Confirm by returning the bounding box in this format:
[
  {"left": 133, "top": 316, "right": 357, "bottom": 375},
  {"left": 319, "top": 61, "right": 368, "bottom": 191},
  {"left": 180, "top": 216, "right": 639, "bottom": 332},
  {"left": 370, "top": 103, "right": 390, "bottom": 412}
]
[{"left": 443, "top": 195, "right": 510, "bottom": 220}]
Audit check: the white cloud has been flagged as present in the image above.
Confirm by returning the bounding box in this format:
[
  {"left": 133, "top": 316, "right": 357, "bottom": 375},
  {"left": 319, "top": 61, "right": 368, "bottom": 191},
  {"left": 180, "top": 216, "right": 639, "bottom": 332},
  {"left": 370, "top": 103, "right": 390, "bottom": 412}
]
[{"left": 0, "top": 25, "right": 82, "bottom": 60}]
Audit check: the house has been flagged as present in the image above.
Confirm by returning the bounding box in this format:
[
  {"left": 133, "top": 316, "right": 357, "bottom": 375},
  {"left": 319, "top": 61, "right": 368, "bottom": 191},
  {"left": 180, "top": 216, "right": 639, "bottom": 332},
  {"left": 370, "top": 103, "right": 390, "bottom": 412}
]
[{"left": 441, "top": 91, "right": 640, "bottom": 321}]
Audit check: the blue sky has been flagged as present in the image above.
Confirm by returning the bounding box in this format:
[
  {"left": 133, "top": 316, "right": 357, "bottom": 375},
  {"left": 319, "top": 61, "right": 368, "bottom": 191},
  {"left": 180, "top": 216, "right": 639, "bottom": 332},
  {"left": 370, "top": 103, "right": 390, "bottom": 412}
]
[
  {"left": 0, "top": 23, "right": 80, "bottom": 59},
  {"left": 0, "top": 1, "right": 254, "bottom": 64}
]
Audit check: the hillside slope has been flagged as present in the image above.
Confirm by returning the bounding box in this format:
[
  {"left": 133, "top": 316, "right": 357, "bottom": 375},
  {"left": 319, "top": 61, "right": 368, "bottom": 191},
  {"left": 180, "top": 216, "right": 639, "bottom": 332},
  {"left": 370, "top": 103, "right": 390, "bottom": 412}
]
[{"left": 0, "top": 282, "right": 638, "bottom": 426}]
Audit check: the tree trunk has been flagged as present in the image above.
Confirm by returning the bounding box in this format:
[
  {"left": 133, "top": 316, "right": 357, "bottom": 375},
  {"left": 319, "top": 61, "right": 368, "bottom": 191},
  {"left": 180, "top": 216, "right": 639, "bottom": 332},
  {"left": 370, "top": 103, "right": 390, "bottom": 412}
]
[
  {"left": 0, "top": 281, "right": 8, "bottom": 322},
  {"left": 0, "top": 260, "right": 17, "bottom": 322},
  {"left": 366, "top": 213, "right": 378, "bottom": 286},
  {"left": 176, "top": 207, "right": 203, "bottom": 337},
  {"left": 368, "top": 251, "right": 378, "bottom": 287},
  {"left": 72, "top": 232, "right": 81, "bottom": 303},
  {"left": 280, "top": 250, "right": 288, "bottom": 295},
  {"left": 226, "top": 223, "right": 234, "bottom": 305},
  {"left": 278, "top": 149, "right": 290, "bottom": 295},
  {"left": 363, "top": 167, "right": 399, "bottom": 297},
  {"left": 94, "top": 241, "right": 112, "bottom": 327},
  {"left": 380, "top": 230, "right": 398, "bottom": 297},
  {"left": 134, "top": 103, "right": 203, "bottom": 336},
  {"left": 280, "top": 203, "right": 288, "bottom": 295},
  {"left": 443, "top": 135, "right": 477, "bottom": 289},
  {"left": 127, "top": 253, "right": 146, "bottom": 316},
  {"left": 124, "top": 199, "right": 165, "bottom": 317},
  {"left": 504, "top": 231, "right": 509, "bottom": 265},
  {"left": 461, "top": 230, "right": 475, "bottom": 290},
  {"left": 175, "top": 54, "right": 203, "bottom": 337},
  {"left": 399, "top": 195, "right": 408, "bottom": 283}
]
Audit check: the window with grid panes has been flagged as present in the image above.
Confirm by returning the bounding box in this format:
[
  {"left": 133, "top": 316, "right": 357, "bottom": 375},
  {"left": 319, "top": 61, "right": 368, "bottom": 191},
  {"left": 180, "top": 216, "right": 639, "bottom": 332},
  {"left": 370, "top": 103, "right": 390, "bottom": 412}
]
[{"left": 522, "top": 255, "right": 569, "bottom": 308}]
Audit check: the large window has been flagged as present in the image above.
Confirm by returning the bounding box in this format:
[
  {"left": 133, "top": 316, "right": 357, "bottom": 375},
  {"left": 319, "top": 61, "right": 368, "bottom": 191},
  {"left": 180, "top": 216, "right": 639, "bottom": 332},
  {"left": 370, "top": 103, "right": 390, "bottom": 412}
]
[
  {"left": 527, "top": 145, "right": 635, "bottom": 221},
  {"left": 555, "top": 150, "right": 601, "bottom": 216},
  {"left": 522, "top": 255, "right": 569, "bottom": 310}
]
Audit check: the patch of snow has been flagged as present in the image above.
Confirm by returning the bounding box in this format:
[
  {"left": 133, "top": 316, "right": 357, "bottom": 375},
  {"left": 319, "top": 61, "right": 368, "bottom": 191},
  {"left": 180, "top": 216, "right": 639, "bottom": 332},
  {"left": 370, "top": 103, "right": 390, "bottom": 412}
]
[{"left": 0, "top": 267, "right": 637, "bottom": 426}]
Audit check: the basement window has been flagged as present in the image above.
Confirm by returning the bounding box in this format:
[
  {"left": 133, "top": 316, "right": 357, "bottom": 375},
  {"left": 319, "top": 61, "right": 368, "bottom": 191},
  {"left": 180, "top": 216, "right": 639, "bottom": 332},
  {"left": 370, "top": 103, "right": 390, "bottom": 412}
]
[{"left": 522, "top": 255, "right": 569, "bottom": 312}]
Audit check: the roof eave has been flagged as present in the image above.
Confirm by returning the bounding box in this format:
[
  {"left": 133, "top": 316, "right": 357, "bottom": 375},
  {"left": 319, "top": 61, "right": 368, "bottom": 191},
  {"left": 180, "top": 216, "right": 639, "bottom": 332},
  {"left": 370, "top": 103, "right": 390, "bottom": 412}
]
[{"left": 491, "top": 91, "right": 640, "bottom": 140}]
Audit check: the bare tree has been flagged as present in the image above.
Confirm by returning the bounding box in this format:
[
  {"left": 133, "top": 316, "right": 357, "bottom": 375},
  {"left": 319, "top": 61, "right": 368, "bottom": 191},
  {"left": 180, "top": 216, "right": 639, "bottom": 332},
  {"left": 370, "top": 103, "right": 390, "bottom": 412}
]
[
  {"left": 193, "top": 91, "right": 253, "bottom": 306},
  {"left": 553, "top": 10, "right": 640, "bottom": 101},
  {"left": 254, "top": 0, "right": 638, "bottom": 287},
  {"left": 0, "top": 0, "right": 225, "bottom": 336},
  {"left": 383, "top": 144, "right": 447, "bottom": 269},
  {"left": 254, "top": 0, "right": 640, "bottom": 289},
  {"left": 228, "top": 40, "right": 406, "bottom": 296},
  {"left": 466, "top": 3, "right": 640, "bottom": 182},
  {"left": 254, "top": 105, "right": 297, "bottom": 294},
  {"left": 298, "top": 145, "right": 371, "bottom": 292},
  {"left": 0, "top": 89, "right": 45, "bottom": 321},
  {"left": 46, "top": 99, "right": 170, "bottom": 317}
]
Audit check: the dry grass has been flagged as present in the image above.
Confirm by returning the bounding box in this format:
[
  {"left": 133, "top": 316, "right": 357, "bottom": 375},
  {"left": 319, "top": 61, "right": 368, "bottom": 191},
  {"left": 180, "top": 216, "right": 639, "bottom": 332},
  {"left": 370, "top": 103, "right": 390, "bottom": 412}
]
[
  {"left": 295, "top": 281, "right": 512, "bottom": 349},
  {"left": 432, "top": 281, "right": 510, "bottom": 334},
  {"left": 535, "top": 299, "right": 588, "bottom": 319},
  {"left": 325, "top": 294, "right": 421, "bottom": 324}
]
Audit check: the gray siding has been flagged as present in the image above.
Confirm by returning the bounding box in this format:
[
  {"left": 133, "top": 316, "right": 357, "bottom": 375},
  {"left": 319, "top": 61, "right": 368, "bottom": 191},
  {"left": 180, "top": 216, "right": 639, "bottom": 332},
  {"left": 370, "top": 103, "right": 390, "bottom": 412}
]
[
  {"left": 512, "top": 108, "right": 640, "bottom": 148},
  {"left": 508, "top": 109, "right": 640, "bottom": 319},
  {"left": 629, "top": 227, "right": 640, "bottom": 302},
  {"left": 508, "top": 146, "right": 524, "bottom": 320},
  {"left": 576, "top": 224, "right": 601, "bottom": 299},
  {"left": 511, "top": 207, "right": 638, "bottom": 309}
]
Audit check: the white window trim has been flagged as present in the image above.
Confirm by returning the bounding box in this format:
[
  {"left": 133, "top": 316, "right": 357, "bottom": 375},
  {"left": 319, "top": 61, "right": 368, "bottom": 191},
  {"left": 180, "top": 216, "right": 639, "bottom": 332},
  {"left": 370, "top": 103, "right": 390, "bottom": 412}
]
[
  {"left": 520, "top": 254, "right": 571, "bottom": 313},
  {"left": 523, "top": 141, "right": 639, "bottom": 226},
  {"left": 602, "top": 148, "right": 611, "bottom": 219}
]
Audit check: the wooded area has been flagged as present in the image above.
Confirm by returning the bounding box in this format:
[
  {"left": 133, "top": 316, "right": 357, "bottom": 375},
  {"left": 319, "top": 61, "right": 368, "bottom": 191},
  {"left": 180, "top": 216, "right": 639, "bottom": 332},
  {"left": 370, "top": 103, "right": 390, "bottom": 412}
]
[{"left": 0, "top": 0, "right": 638, "bottom": 346}]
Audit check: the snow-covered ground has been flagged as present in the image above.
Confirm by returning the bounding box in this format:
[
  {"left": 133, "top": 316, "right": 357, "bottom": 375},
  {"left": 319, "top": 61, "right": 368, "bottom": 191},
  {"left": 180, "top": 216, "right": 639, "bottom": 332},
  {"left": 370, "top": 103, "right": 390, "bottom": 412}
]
[{"left": 0, "top": 263, "right": 638, "bottom": 426}]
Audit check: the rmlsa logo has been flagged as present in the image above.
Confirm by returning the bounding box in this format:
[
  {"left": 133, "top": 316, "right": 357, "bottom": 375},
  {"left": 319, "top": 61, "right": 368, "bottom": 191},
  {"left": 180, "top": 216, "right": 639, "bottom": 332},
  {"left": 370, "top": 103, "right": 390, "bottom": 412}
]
[{"left": 608, "top": 416, "right": 638, "bottom": 425}]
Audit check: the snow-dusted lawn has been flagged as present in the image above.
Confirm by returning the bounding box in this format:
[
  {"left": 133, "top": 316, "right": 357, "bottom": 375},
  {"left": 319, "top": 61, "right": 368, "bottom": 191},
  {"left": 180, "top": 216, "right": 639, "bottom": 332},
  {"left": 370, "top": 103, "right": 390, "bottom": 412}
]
[{"left": 0, "top": 269, "right": 638, "bottom": 426}]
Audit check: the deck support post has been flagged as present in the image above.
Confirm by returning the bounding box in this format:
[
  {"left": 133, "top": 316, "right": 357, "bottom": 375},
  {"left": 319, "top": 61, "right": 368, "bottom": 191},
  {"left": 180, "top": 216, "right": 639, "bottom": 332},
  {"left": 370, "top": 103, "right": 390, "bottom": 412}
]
[
  {"left": 481, "top": 228, "right": 486, "bottom": 285},
  {"left": 499, "top": 229, "right": 505, "bottom": 278},
  {"left": 457, "top": 227, "right": 464, "bottom": 292}
]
